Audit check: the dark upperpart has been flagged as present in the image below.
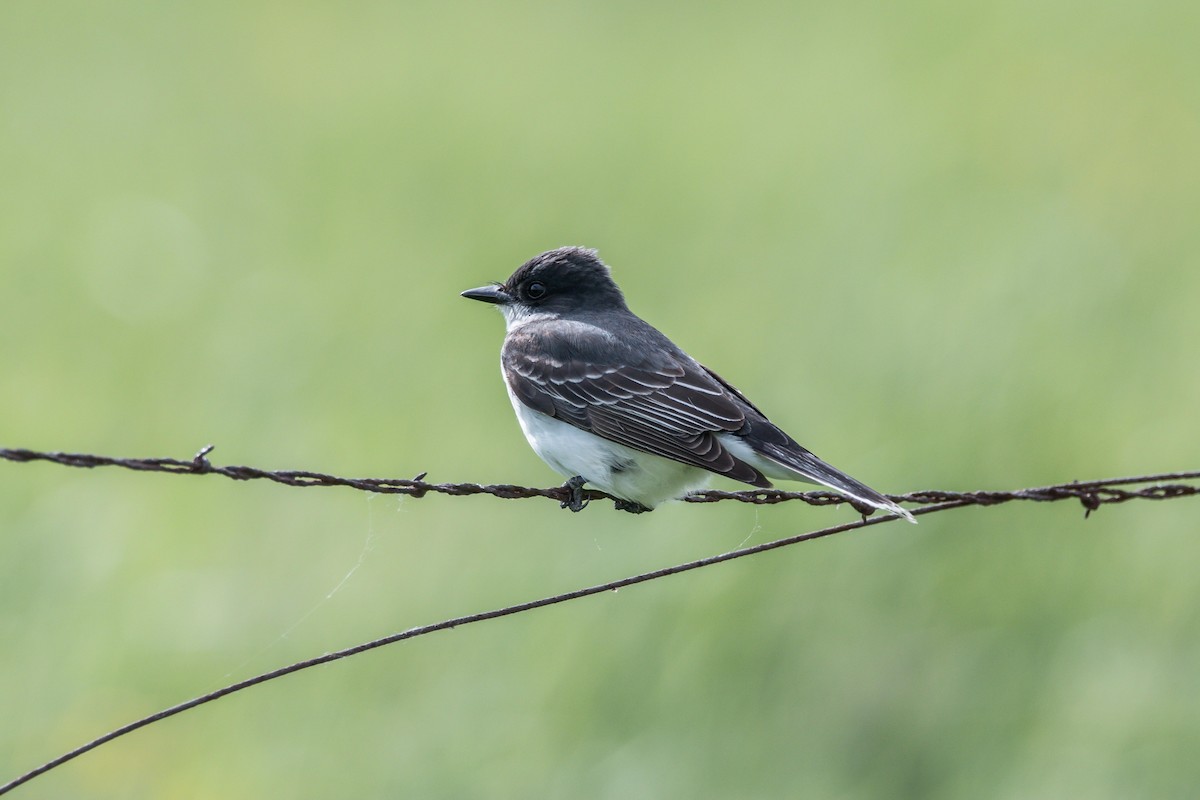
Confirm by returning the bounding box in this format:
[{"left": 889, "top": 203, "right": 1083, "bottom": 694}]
[{"left": 467, "top": 246, "right": 630, "bottom": 314}]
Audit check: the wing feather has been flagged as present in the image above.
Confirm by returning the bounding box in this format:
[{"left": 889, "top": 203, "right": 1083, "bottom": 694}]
[{"left": 502, "top": 328, "right": 769, "bottom": 487}]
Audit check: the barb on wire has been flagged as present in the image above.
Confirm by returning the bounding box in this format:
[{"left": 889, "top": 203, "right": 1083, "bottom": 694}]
[
  {"left": 0, "top": 447, "right": 1197, "bottom": 795},
  {"left": 3, "top": 446, "right": 1198, "bottom": 516}
]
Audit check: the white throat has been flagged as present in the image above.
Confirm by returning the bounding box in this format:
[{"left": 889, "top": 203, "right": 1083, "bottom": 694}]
[{"left": 499, "top": 304, "right": 559, "bottom": 333}]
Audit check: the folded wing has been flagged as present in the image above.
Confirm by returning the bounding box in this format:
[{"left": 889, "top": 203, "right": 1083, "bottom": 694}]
[{"left": 503, "top": 327, "right": 771, "bottom": 487}]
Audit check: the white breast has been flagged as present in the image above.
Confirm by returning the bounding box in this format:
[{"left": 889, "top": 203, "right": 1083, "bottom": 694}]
[{"left": 504, "top": 377, "right": 709, "bottom": 509}]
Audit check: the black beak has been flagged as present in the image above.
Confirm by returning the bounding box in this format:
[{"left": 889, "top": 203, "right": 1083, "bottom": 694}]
[{"left": 461, "top": 284, "right": 512, "bottom": 305}]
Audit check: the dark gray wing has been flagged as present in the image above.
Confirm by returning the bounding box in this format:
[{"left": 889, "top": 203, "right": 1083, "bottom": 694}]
[
  {"left": 502, "top": 322, "right": 770, "bottom": 487},
  {"left": 702, "top": 358, "right": 914, "bottom": 520}
]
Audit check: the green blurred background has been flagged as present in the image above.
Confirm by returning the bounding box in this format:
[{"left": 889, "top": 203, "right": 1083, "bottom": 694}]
[{"left": 2, "top": 1, "right": 1198, "bottom": 797}]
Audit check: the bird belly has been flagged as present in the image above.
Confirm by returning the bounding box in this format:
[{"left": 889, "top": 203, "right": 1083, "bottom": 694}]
[{"left": 507, "top": 389, "right": 709, "bottom": 508}]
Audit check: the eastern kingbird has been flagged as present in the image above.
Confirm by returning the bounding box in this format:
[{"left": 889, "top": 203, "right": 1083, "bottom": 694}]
[{"left": 462, "top": 246, "right": 914, "bottom": 522}]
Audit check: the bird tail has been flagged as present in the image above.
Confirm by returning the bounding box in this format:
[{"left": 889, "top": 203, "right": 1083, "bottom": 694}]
[{"left": 754, "top": 441, "right": 916, "bottom": 524}]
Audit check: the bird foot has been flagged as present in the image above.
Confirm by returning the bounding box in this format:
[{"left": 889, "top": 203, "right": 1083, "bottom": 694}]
[
  {"left": 614, "top": 498, "right": 651, "bottom": 514},
  {"left": 560, "top": 476, "right": 589, "bottom": 512},
  {"left": 848, "top": 499, "right": 877, "bottom": 518}
]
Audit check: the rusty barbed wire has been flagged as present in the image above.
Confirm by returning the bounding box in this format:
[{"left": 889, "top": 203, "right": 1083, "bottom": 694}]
[
  {"left": 2, "top": 446, "right": 1198, "bottom": 795},
  {"left": 2, "top": 446, "right": 1198, "bottom": 517}
]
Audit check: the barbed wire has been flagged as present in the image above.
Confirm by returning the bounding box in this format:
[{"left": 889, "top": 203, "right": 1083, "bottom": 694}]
[
  {"left": 3, "top": 445, "right": 1198, "bottom": 516},
  {"left": 1, "top": 445, "right": 1198, "bottom": 795}
]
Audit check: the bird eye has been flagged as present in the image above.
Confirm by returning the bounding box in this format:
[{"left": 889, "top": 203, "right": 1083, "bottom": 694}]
[{"left": 525, "top": 281, "right": 547, "bottom": 300}]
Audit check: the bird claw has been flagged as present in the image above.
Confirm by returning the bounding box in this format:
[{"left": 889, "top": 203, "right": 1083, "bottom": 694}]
[
  {"left": 561, "top": 476, "right": 589, "bottom": 512},
  {"left": 558, "top": 476, "right": 650, "bottom": 514}
]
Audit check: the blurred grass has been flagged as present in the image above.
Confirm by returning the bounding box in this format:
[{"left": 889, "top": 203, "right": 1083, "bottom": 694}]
[{"left": 2, "top": 0, "right": 1199, "bottom": 797}]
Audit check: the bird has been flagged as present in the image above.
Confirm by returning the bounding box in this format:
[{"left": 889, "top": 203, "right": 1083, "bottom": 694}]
[{"left": 461, "top": 246, "right": 914, "bottom": 523}]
